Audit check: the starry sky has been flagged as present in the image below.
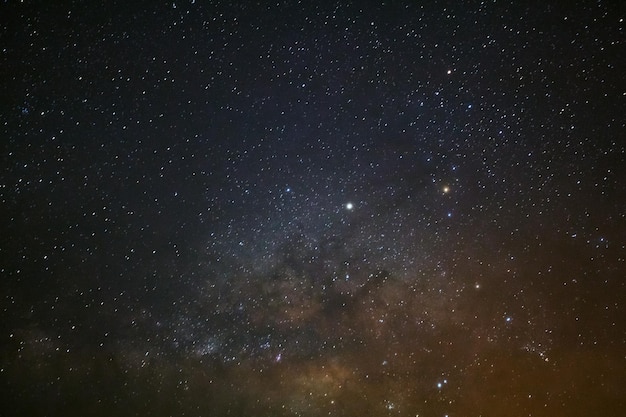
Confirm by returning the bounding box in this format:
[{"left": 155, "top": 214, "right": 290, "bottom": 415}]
[{"left": 1, "top": 1, "right": 625, "bottom": 416}]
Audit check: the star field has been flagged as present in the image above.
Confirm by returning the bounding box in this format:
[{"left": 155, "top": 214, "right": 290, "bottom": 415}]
[{"left": 1, "top": 1, "right": 625, "bottom": 416}]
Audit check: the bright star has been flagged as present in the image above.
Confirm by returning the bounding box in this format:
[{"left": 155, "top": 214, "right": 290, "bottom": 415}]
[{"left": 345, "top": 202, "right": 354, "bottom": 210}]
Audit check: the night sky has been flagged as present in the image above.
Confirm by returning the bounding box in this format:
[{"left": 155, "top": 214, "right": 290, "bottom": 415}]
[{"left": 1, "top": 1, "right": 625, "bottom": 416}]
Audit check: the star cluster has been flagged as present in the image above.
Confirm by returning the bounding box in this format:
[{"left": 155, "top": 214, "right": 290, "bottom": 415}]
[{"left": 1, "top": 1, "right": 625, "bottom": 416}]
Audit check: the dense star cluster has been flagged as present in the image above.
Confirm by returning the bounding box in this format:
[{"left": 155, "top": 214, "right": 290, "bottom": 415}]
[{"left": 1, "top": 1, "right": 625, "bottom": 416}]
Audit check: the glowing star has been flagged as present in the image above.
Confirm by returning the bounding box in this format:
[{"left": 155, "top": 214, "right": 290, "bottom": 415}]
[
  {"left": 345, "top": 202, "right": 354, "bottom": 210},
  {"left": 442, "top": 186, "right": 450, "bottom": 194}
]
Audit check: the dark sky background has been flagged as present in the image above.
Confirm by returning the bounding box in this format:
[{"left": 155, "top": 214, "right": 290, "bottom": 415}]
[{"left": 1, "top": 1, "right": 625, "bottom": 416}]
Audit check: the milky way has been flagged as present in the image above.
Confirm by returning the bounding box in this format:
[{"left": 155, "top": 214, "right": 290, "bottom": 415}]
[{"left": 1, "top": 1, "right": 625, "bottom": 416}]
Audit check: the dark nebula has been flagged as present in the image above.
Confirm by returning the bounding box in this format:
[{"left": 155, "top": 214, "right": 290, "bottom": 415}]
[{"left": 1, "top": 1, "right": 625, "bottom": 416}]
